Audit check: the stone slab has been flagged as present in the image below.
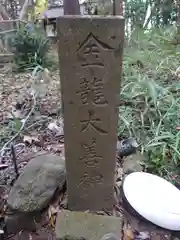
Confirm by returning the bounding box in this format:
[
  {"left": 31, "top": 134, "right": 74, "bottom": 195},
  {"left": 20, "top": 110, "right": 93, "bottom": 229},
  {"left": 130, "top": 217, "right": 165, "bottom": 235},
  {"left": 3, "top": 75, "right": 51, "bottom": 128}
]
[
  {"left": 55, "top": 210, "right": 122, "bottom": 240},
  {"left": 57, "top": 16, "right": 125, "bottom": 211}
]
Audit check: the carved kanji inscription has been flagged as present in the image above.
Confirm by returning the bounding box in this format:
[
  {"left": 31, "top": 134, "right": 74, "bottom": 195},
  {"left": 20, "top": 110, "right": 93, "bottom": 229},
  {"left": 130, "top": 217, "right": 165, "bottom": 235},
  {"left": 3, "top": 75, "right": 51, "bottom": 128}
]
[
  {"left": 79, "top": 171, "right": 104, "bottom": 189},
  {"left": 76, "top": 76, "right": 108, "bottom": 106},
  {"left": 79, "top": 138, "right": 102, "bottom": 167},
  {"left": 76, "top": 33, "right": 113, "bottom": 68},
  {"left": 57, "top": 16, "right": 124, "bottom": 211},
  {"left": 80, "top": 110, "right": 108, "bottom": 134}
]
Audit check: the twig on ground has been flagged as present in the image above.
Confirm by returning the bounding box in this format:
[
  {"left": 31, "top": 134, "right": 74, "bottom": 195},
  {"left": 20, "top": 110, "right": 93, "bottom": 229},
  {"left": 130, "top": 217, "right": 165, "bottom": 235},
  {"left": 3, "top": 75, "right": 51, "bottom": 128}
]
[
  {"left": 0, "top": 143, "right": 25, "bottom": 161},
  {"left": 10, "top": 143, "right": 19, "bottom": 179},
  {"left": 26, "top": 116, "right": 51, "bottom": 130},
  {"left": 13, "top": 143, "right": 26, "bottom": 157},
  {"left": 0, "top": 93, "right": 37, "bottom": 159}
]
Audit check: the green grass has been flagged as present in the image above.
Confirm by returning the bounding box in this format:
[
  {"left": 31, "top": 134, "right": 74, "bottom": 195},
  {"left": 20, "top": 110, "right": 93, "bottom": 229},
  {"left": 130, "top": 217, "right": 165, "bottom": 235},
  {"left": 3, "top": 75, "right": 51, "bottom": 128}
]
[{"left": 119, "top": 26, "right": 180, "bottom": 184}]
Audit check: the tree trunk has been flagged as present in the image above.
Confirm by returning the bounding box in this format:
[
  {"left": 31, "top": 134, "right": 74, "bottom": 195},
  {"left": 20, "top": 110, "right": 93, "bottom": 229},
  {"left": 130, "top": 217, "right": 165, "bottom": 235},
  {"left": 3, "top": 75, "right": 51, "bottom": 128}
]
[
  {"left": 19, "top": 0, "right": 25, "bottom": 8},
  {"left": 113, "top": 0, "right": 123, "bottom": 16},
  {"left": 64, "top": 0, "right": 80, "bottom": 15},
  {"left": 9, "top": 0, "right": 17, "bottom": 19},
  {"left": 119, "top": 0, "right": 123, "bottom": 15},
  {"left": 19, "top": 0, "right": 31, "bottom": 20},
  {"left": 0, "top": 2, "right": 10, "bottom": 20},
  {"left": 177, "top": 2, "right": 180, "bottom": 25},
  {"left": 0, "top": 2, "right": 13, "bottom": 29},
  {"left": 143, "top": 7, "right": 153, "bottom": 29},
  {"left": 155, "top": 0, "right": 161, "bottom": 27},
  {"left": 112, "top": 0, "right": 115, "bottom": 15}
]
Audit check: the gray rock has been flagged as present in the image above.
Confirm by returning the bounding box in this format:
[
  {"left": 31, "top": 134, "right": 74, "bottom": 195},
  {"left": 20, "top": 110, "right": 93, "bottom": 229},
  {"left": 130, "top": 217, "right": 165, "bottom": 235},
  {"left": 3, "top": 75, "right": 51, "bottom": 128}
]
[
  {"left": 7, "top": 154, "right": 66, "bottom": 212},
  {"left": 123, "top": 151, "right": 143, "bottom": 174},
  {"left": 117, "top": 138, "right": 138, "bottom": 157}
]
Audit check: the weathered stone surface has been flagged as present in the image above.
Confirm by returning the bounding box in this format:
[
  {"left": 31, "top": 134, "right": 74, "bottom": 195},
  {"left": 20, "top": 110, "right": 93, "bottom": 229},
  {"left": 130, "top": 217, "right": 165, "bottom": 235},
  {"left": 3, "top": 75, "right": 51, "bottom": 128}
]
[
  {"left": 57, "top": 16, "right": 125, "bottom": 211},
  {"left": 123, "top": 151, "right": 143, "bottom": 174},
  {"left": 55, "top": 210, "right": 123, "bottom": 240},
  {"left": 7, "top": 154, "right": 66, "bottom": 212}
]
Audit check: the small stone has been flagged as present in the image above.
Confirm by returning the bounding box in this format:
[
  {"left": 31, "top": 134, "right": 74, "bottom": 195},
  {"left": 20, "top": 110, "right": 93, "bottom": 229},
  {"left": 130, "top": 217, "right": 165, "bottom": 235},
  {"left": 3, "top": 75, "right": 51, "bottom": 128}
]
[
  {"left": 7, "top": 154, "right": 66, "bottom": 212},
  {"left": 55, "top": 210, "right": 122, "bottom": 240},
  {"left": 117, "top": 138, "right": 138, "bottom": 157},
  {"left": 123, "top": 151, "right": 143, "bottom": 174}
]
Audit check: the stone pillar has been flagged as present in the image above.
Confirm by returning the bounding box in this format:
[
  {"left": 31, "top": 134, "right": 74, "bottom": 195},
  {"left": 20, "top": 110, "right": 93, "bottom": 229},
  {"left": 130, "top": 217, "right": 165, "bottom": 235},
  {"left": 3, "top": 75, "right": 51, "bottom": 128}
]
[{"left": 57, "top": 15, "right": 125, "bottom": 211}]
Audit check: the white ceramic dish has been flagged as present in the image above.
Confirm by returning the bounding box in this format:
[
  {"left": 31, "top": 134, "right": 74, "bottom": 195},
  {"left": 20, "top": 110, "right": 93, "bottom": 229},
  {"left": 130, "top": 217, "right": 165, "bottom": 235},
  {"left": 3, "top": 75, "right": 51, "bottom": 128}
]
[{"left": 123, "top": 172, "right": 180, "bottom": 230}]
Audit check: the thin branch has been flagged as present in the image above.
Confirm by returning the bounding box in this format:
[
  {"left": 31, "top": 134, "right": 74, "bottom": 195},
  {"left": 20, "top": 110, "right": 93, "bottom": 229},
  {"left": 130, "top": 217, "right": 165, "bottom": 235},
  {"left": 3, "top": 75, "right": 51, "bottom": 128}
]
[
  {"left": 11, "top": 143, "right": 19, "bottom": 179},
  {"left": 19, "top": 0, "right": 31, "bottom": 20}
]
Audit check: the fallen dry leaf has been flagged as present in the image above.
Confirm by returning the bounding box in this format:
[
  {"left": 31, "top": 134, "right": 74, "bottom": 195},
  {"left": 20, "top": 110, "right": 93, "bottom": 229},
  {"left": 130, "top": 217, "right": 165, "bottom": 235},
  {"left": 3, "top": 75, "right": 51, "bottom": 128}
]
[
  {"left": 48, "top": 121, "right": 64, "bottom": 136},
  {"left": 48, "top": 205, "right": 59, "bottom": 228},
  {"left": 7, "top": 107, "right": 24, "bottom": 120},
  {"left": 23, "top": 135, "right": 40, "bottom": 145},
  {"left": 135, "top": 232, "right": 150, "bottom": 240},
  {"left": 124, "top": 228, "right": 134, "bottom": 240},
  {"left": 46, "top": 143, "right": 64, "bottom": 154},
  {"left": 116, "top": 167, "right": 123, "bottom": 181},
  {"left": 0, "top": 164, "right": 8, "bottom": 171},
  {"left": 48, "top": 205, "right": 59, "bottom": 216},
  {"left": 123, "top": 222, "right": 134, "bottom": 240},
  {"left": 41, "top": 68, "right": 51, "bottom": 84}
]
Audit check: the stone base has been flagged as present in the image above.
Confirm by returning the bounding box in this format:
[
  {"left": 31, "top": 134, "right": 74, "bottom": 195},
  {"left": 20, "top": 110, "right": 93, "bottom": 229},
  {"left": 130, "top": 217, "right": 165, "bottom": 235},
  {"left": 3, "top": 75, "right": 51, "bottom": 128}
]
[{"left": 55, "top": 210, "right": 123, "bottom": 240}]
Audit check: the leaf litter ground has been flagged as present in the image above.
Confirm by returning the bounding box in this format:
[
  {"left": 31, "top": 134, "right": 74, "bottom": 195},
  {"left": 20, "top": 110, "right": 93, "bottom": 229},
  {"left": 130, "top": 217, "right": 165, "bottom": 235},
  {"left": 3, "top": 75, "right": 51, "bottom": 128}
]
[{"left": 0, "top": 67, "right": 171, "bottom": 240}]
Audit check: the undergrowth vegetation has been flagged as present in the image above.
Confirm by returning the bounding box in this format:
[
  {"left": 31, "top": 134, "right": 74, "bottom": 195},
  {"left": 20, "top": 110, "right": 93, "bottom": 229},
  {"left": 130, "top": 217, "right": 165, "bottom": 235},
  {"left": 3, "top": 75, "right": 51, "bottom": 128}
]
[
  {"left": 119, "top": 26, "right": 180, "bottom": 185},
  {"left": 12, "top": 24, "right": 51, "bottom": 71},
  {"left": 2, "top": 22, "right": 180, "bottom": 186}
]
